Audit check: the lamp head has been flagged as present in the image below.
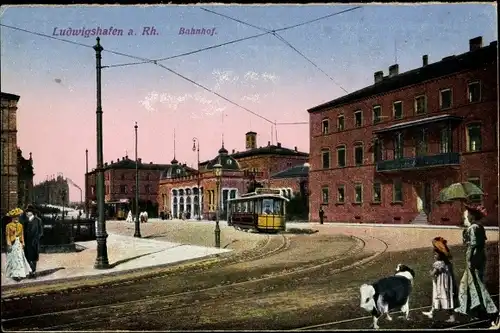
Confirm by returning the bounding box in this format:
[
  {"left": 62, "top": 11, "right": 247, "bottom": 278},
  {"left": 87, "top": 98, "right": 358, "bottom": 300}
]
[
  {"left": 192, "top": 139, "right": 196, "bottom": 152},
  {"left": 213, "top": 163, "right": 222, "bottom": 178}
]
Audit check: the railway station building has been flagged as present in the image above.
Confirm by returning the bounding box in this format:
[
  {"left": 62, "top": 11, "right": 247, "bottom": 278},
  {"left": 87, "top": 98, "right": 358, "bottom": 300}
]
[{"left": 307, "top": 36, "right": 497, "bottom": 225}]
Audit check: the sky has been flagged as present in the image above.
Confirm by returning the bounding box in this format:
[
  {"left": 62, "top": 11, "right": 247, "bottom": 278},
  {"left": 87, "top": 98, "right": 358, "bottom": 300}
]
[{"left": 0, "top": 3, "right": 497, "bottom": 202}]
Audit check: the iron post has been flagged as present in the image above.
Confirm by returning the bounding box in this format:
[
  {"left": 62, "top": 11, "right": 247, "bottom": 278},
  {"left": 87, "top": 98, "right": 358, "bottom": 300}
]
[
  {"left": 213, "top": 162, "right": 222, "bottom": 248},
  {"left": 192, "top": 138, "right": 201, "bottom": 220},
  {"left": 134, "top": 121, "right": 141, "bottom": 237},
  {"left": 93, "top": 37, "right": 110, "bottom": 269},
  {"left": 85, "top": 149, "right": 89, "bottom": 218}
]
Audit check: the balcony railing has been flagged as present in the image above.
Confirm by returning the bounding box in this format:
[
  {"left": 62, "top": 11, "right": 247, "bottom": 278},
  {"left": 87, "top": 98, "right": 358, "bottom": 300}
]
[{"left": 376, "top": 152, "right": 460, "bottom": 172}]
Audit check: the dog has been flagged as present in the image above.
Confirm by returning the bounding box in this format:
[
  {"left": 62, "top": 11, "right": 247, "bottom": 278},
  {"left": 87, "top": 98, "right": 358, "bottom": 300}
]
[{"left": 359, "top": 264, "right": 415, "bottom": 329}]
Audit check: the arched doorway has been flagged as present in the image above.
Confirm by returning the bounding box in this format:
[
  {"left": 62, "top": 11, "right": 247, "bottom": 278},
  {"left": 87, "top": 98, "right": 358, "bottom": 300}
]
[
  {"left": 173, "top": 197, "right": 178, "bottom": 219},
  {"left": 179, "top": 197, "right": 184, "bottom": 218}
]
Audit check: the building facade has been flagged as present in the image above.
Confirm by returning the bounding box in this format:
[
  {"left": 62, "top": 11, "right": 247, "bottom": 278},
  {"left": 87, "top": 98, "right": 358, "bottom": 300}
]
[
  {"left": 1, "top": 92, "right": 21, "bottom": 215},
  {"left": 33, "top": 174, "right": 70, "bottom": 206},
  {"left": 85, "top": 156, "right": 173, "bottom": 217},
  {"left": 157, "top": 131, "right": 309, "bottom": 219},
  {"left": 308, "top": 36, "right": 497, "bottom": 226},
  {"left": 17, "top": 148, "right": 34, "bottom": 208}
]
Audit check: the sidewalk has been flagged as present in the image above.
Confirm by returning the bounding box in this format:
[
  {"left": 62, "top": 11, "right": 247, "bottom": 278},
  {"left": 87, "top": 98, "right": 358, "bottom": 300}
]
[
  {"left": 1, "top": 232, "right": 231, "bottom": 290},
  {"left": 287, "top": 221, "right": 499, "bottom": 230}
]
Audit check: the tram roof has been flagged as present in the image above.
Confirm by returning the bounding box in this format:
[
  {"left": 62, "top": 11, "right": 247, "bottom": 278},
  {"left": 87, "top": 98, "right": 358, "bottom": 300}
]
[{"left": 228, "top": 194, "right": 289, "bottom": 202}]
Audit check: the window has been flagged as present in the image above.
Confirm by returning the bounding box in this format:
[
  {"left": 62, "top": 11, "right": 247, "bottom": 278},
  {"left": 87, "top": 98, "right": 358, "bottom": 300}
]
[
  {"left": 120, "top": 185, "right": 128, "bottom": 194},
  {"left": 354, "top": 144, "right": 364, "bottom": 166},
  {"left": 393, "top": 180, "right": 403, "bottom": 202},
  {"left": 373, "top": 182, "right": 381, "bottom": 203},
  {"left": 131, "top": 185, "right": 136, "bottom": 194},
  {"left": 322, "top": 119, "right": 329, "bottom": 135},
  {"left": 145, "top": 185, "right": 151, "bottom": 194},
  {"left": 440, "top": 127, "right": 451, "bottom": 153},
  {"left": 394, "top": 133, "right": 403, "bottom": 159},
  {"left": 337, "top": 145, "right": 346, "bottom": 167},
  {"left": 321, "top": 149, "right": 330, "bottom": 169},
  {"left": 373, "top": 138, "right": 383, "bottom": 162},
  {"left": 337, "top": 115, "right": 345, "bottom": 131},
  {"left": 105, "top": 185, "right": 109, "bottom": 195},
  {"left": 393, "top": 101, "right": 403, "bottom": 119},
  {"left": 373, "top": 105, "right": 381, "bottom": 124},
  {"left": 91, "top": 186, "right": 95, "bottom": 195},
  {"left": 120, "top": 174, "right": 126, "bottom": 180},
  {"left": 354, "top": 110, "right": 363, "bottom": 127},
  {"left": 466, "top": 124, "right": 482, "bottom": 152},
  {"left": 354, "top": 184, "right": 363, "bottom": 203},
  {"left": 440, "top": 89, "right": 452, "bottom": 109},
  {"left": 414, "top": 95, "right": 427, "bottom": 114},
  {"left": 321, "top": 187, "right": 329, "bottom": 204},
  {"left": 415, "top": 129, "right": 427, "bottom": 156},
  {"left": 337, "top": 185, "right": 345, "bottom": 203},
  {"left": 468, "top": 177, "right": 482, "bottom": 203},
  {"left": 468, "top": 81, "right": 481, "bottom": 103}
]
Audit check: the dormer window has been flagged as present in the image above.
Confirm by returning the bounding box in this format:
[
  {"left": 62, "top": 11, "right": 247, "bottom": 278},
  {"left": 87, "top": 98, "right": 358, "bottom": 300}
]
[
  {"left": 176, "top": 169, "right": 181, "bottom": 174},
  {"left": 227, "top": 159, "right": 232, "bottom": 165}
]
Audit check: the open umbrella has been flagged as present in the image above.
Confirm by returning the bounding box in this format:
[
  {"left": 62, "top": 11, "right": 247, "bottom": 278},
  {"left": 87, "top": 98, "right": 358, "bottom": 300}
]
[{"left": 438, "top": 182, "right": 484, "bottom": 202}]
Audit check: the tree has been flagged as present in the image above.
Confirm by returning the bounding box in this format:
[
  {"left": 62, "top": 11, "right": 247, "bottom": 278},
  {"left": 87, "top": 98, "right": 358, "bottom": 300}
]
[
  {"left": 286, "top": 192, "right": 309, "bottom": 221},
  {"left": 246, "top": 178, "right": 264, "bottom": 193}
]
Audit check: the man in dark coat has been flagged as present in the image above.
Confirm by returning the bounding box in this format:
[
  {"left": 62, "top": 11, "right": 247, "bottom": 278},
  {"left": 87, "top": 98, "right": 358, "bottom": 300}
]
[
  {"left": 319, "top": 206, "right": 325, "bottom": 225},
  {"left": 23, "top": 205, "right": 44, "bottom": 278}
]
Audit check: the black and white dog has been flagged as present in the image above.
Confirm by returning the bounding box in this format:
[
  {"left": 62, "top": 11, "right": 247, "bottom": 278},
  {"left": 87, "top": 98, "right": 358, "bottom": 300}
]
[{"left": 359, "top": 264, "right": 415, "bottom": 329}]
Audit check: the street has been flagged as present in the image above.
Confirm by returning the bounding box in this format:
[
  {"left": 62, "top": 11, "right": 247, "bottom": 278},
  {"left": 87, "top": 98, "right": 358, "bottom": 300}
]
[{"left": 1, "top": 227, "right": 498, "bottom": 331}]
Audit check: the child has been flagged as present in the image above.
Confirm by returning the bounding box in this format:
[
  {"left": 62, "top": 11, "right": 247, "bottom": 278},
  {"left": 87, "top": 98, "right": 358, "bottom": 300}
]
[{"left": 422, "top": 236, "right": 458, "bottom": 322}]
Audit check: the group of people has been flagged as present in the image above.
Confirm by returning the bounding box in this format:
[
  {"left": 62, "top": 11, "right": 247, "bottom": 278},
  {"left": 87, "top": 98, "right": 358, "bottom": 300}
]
[
  {"left": 4, "top": 205, "right": 44, "bottom": 281},
  {"left": 125, "top": 210, "right": 149, "bottom": 223},
  {"left": 422, "top": 204, "right": 499, "bottom": 329}
]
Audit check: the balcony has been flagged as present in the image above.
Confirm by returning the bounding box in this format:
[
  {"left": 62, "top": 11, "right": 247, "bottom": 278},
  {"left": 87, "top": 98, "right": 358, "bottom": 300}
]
[{"left": 376, "top": 152, "right": 460, "bottom": 172}]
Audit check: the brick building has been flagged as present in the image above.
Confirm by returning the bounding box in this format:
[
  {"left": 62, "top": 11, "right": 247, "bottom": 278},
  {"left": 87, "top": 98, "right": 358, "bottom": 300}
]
[
  {"left": 307, "top": 36, "right": 497, "bottom": 226},
  {"left": 17, "top": 148, "right": 34, "bottom": 208},
  {"left": 85, "top": 156, "right": 172, "bottom": 217},
  {"left": 157, "top": 131, "right": 309, "bottom": 219}
]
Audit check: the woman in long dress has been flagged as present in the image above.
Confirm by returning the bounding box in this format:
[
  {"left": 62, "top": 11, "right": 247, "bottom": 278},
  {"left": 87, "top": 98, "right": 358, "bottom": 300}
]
[
  {"left": 5, "top": 208, "right": 32, "bottom": 281},
  {"left": 454, "top": 205, "right": 498, "bottom": 322}
]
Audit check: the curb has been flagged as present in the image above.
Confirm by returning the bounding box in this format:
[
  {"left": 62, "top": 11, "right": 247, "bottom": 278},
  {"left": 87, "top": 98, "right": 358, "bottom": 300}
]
[
  {"left": 1, "top": 252, "right": 226, "bottom": 299},
  {"left": 287, "top": 222, "right": 499, "bottom": 230}
]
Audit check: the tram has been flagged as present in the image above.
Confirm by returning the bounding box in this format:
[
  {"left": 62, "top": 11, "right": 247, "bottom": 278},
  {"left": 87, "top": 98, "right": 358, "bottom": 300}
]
[{"left": 227, "top": 188, "right": 289, "bottom": 233}]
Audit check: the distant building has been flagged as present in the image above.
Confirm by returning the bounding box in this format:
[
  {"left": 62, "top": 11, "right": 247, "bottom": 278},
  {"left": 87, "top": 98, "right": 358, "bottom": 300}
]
[
  {"left": 84, "top": 156, "right": 172, "bottom": 217},
  {"left": 157, "top": 131, "right": 309, "bottom": 220},
  {"left": 33, "top": 174, "right": 70, "bottom": 207},
  {"left": 307, "top": 36, "right": 497, "bottom": 225}
]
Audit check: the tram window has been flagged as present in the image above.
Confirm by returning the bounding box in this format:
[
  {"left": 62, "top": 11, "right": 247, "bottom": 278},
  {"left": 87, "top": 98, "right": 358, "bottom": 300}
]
[
  {"left": 248, "top": 200, "right": 254, "bottom": 213},
  {"left": 262, "top": 199, "right": 274, "bottom": 214},
  {"left": 274, "top": 201, "right": 282, "bottom": 215},
  {"left": 255, "top": 200, "right": 262, "bottom": 214},
  {"left": 242, "top": 202, "right": 248, "bottom": 213}
]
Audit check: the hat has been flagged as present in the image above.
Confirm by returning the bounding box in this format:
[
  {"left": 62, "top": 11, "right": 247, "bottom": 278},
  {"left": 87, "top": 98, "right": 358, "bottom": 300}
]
[
  {"left": 432, "top": 236, "right": 452, "bottom": 258},
  {"left": 6, "top": 207, "right": 24, "bottom": 218},
  {"left": 25, "top": 204, "right": 35, "bottom": 213},
  {"left": 465, "top": 204, "right": 488, "bottom": 219}
]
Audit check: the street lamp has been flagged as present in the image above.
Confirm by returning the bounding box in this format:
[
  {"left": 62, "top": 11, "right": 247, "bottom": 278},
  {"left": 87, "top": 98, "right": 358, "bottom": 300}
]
[
  {"left": 213, "top": 162, "right": 222, "bottom": 248},
  {"left": 93, "top": 37, "right": 110, "bottom": 269},
  {"left": 192, "top": 138, "right": 201, "bottom": 220},
  {"left": 85, "top": 149, "right": 89, "bottom": 218},
  {"left": 134, "top": 121, "right": 141, "bottom": 238}
]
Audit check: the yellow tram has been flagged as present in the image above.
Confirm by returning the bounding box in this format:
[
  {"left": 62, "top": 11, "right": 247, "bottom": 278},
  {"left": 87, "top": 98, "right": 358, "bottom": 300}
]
[{"left": 227, "top": 188, "right": 289, "bottom": 233}]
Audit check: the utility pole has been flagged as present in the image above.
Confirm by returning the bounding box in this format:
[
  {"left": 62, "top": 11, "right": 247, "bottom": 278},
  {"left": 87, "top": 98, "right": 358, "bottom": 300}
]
[
  {"left": 134, "top": 121, "right": 141, "bottom": 238},
  {"left": 85, "top": 149, "right": 89, "bottom": 218},
  {"left": 93, "top": 37, "right": 110, "bottom": 269}
]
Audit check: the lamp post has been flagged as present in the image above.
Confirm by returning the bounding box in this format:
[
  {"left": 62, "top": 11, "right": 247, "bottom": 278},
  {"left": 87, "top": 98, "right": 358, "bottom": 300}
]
[
  {"left": 192, "top": 138, "right": 201, "bottom": 220},
  {"left": 93, "top": 37, "right": 110, "bottom": 269},
  {"left": 134, "top": 121, "right": 141, "bottom": 238},
  {"left": 85, "top": 149, "right": 89, "bottom": 218},
  {"left": 212, "top": 162, "right": 222, "bottom": 248}
]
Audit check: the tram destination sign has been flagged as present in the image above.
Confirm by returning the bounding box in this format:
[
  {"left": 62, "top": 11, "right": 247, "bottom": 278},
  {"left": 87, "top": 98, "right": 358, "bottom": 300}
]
[{"left": 256, "top": 188, "right": 282, "bottom": 195}]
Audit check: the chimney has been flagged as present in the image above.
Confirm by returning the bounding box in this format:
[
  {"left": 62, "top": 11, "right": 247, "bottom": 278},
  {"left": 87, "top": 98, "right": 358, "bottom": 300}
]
[
  {"left": 138, "top": 158, "right": 142, "bottom": 164},
  {"left": 277, "top": 142, "right": 282, "bottom": 148},
  {"left": 388, "top": 64, "right": 399, "bottom": 77},
  {"left": 267, "top": 141, "right": 271, "bottom": 146},
  {"left": 104, "top": 162, "right": 108, "bottom": 166},
  {"left": 469, "top": 36, "right": 483, "bottom": 52},
  {"left": 149, "top": 162, "right": 153, "bottom": 164},
  {"left": 245, "top": 131, "right": 257, "bottom": 150},
  {"left": 232, "top": 149, "right": 235, "bottom": 154},
  {"left": 374, "top": 71, "right": 383, "bottom": 83},
  {"left": 294, "top": 146, "right": 298, "bottom": 152},
  {"left": 422, "top": 55, "right": 428, "bottom": 66}
]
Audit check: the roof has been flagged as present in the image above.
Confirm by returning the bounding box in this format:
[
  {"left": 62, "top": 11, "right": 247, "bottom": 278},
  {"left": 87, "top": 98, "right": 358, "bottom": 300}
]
[
  {"left": 160, "top": 160, "right": 195, "bottom": 179},
  {"left": 1, "top": 92, "right": 20, "bottom": 101},
  {"left": 308, "top": 40, "right": 498, "bottom": 113},
  {"left": 373, "top": 114, "right": 463, "bottom": 134},
  {"left": 271, "top": 163, "right": 310, "bottom": 179},
  {"left": 228, "top": 194, "right": 290, "bottom": 202},
  {"left": 230, "top": 145, "right": 308, "bottom": 159},
  {"left": 205, "top": 145, "right": 241, "bottom": 171},
  {"left": 88, "top": 157, "right": 174, "bottom": 173}
]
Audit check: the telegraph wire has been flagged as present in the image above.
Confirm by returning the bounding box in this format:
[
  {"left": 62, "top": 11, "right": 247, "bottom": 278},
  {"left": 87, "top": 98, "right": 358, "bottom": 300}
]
[
  {"left": 201, "top": 8, "right": 354, "bottom": 94},
  {"left": 0, "top": 23, "right": 275, "bottom": 125}
]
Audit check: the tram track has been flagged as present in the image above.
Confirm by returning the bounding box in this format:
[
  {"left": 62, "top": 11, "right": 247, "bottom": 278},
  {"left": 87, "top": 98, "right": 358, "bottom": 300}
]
[{"left": 2, "top": 234, "right": 389, "bottom": 331}]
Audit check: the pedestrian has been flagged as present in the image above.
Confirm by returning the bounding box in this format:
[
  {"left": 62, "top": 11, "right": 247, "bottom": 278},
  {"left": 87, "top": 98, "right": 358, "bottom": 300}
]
[
  {"left": 422, "top": 236, "right": 458, "bottom": 322},
  {"left": 319, "top": 206, "right": 324, "bottom": 224},
  {"left": 454, "top": 204, "right": 498, "bottom": 322},
  {"left": 4, "top": 208, "right": 32, "bottom": 281},
  {"left": 23, "top": 205, "right": 44, "bottom": 279}
]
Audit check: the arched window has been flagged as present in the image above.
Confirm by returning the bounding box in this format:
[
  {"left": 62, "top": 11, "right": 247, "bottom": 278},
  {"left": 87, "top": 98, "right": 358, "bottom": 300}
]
[
  {"left": 354, "top": 142, "right": 364, "bottom": 166},
  {"left": 322, "top": 118, "right": 330, "bottom": 135},
  {"left": 321, "top": 148, "right": 330, "bottom": 169},
  {"left": 336, "top": 145, "right": 346, "bottom": 168}
]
